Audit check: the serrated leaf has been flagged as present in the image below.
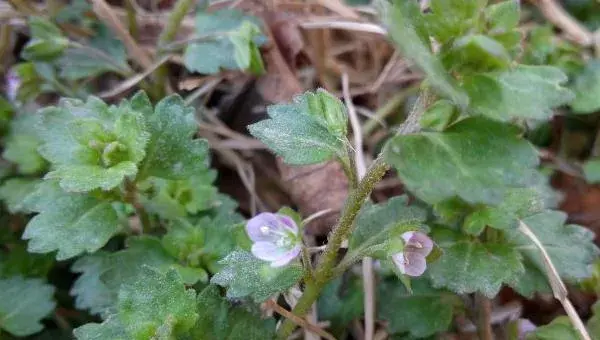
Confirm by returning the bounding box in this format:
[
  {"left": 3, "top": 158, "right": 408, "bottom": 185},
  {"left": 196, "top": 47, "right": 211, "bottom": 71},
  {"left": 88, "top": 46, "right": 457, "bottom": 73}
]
[
  {"left": 36, "top": 96, "right": 149, "bottom": 192},
  {"left": 248, "top": 92, "right": 347, "bottom": 165},
  {"left": 507, "top": 211, "right": 599, "bottom": 283},
  {"left": 509, "top": 256, "right": 551, "bottom": 298},
  {"left": 379, "top": 0, "right": 468, "bottom": 108},
  {"left": 463, "top": 185, "right": 557, "bottom": 234},
  {"left": 425, "top": 0, "right": 487, "bottom": 44},
  {"left": 378, "top": 279, "right": 458, "bottom": 338},
  {"left": 464, "top": 65, "right": 574, "bottom": 121},
  {"left": 0, "top": 276, "right": 55, "bottom": 336},
  {"left": 317, "top": 277, "right": 364, "bottom": 337},
  {"left": 571, "top": 60, "right": 600, "bottom": 114},
  {"left": 211, "top": 250, "right": 302, "bottom": 302},
  {"left": 22, "top": 181, "right": 121, "bottom": 260},
  {"left": 2, "top": 112, "right": 46, "bottom": 175},
  {"left": 118, "top": 266, "right": 198, "bottom": 340},
  {"left": 384, "top": 117, "right": 540, "bottom": 205},
  {"left": 428, "top": 228, "right": 524, "bottom": 297},
  {"left": 485, "top": 0, "right": 520, "bottom": 32},
  {"left": 0, "top": 178, "right": 42, "bottom": 213},
  {"left": 74, "top": 314, "right": 128, "bottom": 340},
  {"left": 349, "top": 196, "right": 427, "bottom": 257},
  {"left": 188, "top": 285, "right": 276, "bottom": 340},
  {"left": 137, "top": 94, "right": 208, "bottom": 180},
  {"left": 183, "top": 9, "right": 265, "bottom": 74},
  {"left": 59, "top": 24, "right": 128, "bottom": 80},
  {"left": 70, "top": 252, "right": 114, "bottom": 317}
]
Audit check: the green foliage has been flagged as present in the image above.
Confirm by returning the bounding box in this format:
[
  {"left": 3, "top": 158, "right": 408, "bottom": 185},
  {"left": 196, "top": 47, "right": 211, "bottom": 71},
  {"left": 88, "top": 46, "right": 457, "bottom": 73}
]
[
  {"left": 349, "top": 196, "right": 427, "bottom": 258},
  {"left": 526, "top": 317, "right": 579, "bottom": 340},
  {"left": 584, "top": 159, "right": 600, "bottom": 183},
  {"left": 317, "top": 277, "right": 364, "bottom": 337},
  {"left": 571, "top": 60, "right": 600, "bottom": 114},
  {"left": 22, "top": 181, "right": 122, "bottom": 260},
  {"left": 0, "top": 178, "right": 41, "bottom": 213},
  {"left": 22, "top": 17, "right": 69, "bottom": 61},
  {"left": 248, "top": 90, "right": 348, "bottom": 165},
  {"left": 211, "top": 250, "right": 303, "bottom": 302},
  {"left": 428, "top": 228, "right": 524, "bottom": 297},
  {"left": 0, "top": 276, "right": 55, "bottom": 336},
  {"left": 184, "top": 9, "right": 265, "bottom": 74},
  {"left": 384, "top": 117, "right": 539, "bottom": 205},
  {"left": 2, "top": 112, "right": 46, "bottom": 175},
  {"left": 378, "top": 279, "right": 459, "bottom": 338}
]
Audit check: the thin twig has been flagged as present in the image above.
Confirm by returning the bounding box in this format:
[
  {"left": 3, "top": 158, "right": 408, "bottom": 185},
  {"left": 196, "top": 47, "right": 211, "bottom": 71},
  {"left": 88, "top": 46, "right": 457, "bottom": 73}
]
[
  {"left": 266, "top": 300, "right": 337, "bottom": 340},
  {"left": 343, "top": 73, "right": 375, "bottom": 340},
  {"left": 302, "top": 209, "right": 335, "bottom": 225},
  {"left": 529, "top": 0, "right": 593, "bottom": 46},
  {"left": 98, "top": 55, "right": 173, "bottom": 99},
  {"left": 518, "top": 220, "right": 592, "bottom": 340}
]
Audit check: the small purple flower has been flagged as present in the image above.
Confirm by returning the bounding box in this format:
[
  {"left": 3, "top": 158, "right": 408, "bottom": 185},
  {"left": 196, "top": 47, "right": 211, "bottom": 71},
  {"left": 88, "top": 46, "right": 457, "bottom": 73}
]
[
  {"left": 517, "top": 319, "right": 536, "bottom": 339},
  {"left": 391, "top": 231, "right": 433, "bottom": 277},
  {"left": 246, "top": 212, "right": 302, "bottom": 268},
  {"left": 5, "top": 69, "right": 20, "bottom": 102}
]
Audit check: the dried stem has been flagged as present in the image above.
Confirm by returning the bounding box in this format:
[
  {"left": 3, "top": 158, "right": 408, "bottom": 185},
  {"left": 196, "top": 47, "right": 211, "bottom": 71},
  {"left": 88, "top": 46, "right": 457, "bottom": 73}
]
[
  {"left": 518, "top": 220, "right": 592, "bottom": 340},
  {"left": 343, "top": 72, "right": 375, "bottom": 340},
  {"left": 266, "top": 300, "right": 336, "bottom": 340},
  {"left": 475, "top": 293, "right": 494, "bottom": 340}
]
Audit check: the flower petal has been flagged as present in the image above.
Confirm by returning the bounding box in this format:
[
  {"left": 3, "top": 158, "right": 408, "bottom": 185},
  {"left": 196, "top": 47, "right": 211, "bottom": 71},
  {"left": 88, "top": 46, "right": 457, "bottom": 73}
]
[
  {"left": 391, "top": 252, "right": 406, "bottom": 274},
  {"left": 251, "top": 241, "right": 288, "bottom": 261},
  {"left": 270, "top": 245, "right": 301, "bottom": 268},
  {"left": 277, "top": 215, "right": 298, "bottom": 234},
  {"left": 403, "top": 251, "right": 427, "bottom": 277},
  {"left": 404, "top": 231, "right": 434, "bottom": 257},
  {"left": 246, "top": 212, "right": 283, "bottom": 242}
]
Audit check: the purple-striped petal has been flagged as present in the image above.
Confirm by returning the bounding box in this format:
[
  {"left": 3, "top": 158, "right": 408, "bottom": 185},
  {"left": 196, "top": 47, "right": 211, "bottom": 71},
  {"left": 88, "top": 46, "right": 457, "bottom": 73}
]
[
  {"left": 391, "top": 251, "right": 428, "bottom": 277},
  {"left": 278, "top": 215, "right": 298, "bottom": 234},
  {"left": 270, "top": 245, "right": 301, "bottom": 268},
  {"left": 251, "top": 241, "right": 289, "bottom": 261},
  {"left": 246, "top": 212, "right": 284, "bottom": 243},
  {"left": 402, "top": 231, "right": 433, "bottom": 257}
]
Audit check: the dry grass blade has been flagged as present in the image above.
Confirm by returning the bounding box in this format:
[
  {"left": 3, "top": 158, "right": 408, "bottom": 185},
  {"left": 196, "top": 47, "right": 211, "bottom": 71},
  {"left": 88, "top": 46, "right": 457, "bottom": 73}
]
[
  {"left": 529, "top": 0, "right": 593, "bottom": 46},
  {"left": 91, "top": 0, "right": 153, "bottom": 69},
  {"left": 518, "top": 220, "right": 592, "bottom": 340},
  {"left": 300, "top": 21, "right": 387, "bottom": 35},
  {"left": 99, "top": 55, "right": 173, "bottom": 99},
  {"left": 265, "top": 300, "right": 337, "bottom": 340},
  {"left": 316, "top": 0, "right": 360, "bottom": 19}
]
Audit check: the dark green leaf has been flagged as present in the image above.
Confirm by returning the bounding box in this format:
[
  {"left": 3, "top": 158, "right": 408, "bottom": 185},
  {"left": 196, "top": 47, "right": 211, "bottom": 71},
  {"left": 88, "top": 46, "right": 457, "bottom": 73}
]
[
  {"left": 0, "top": 276, "right": 55, "bottom": 336},
  {"left": 426, "top": 0, "right": 487, "bottom": 44},
  {"left": 526, "top": 317, "right": 578, "bottom": 340},
  {"left": 22, "top": 17, "right": 69, "bottom": 61},
  {"left": 428, "top": 228, "right": 524, "bottom": 297},
  {"left": 419, "top": 99, "right": 457, "bottom": 131},
  {"left": 378, "top": 278, "right": 458, "bottom": 338},
  {"left": 444, "top": 34, "right": 511, "bottom": 71},
  {"left": 318, "top": 277, "right": 364, "bottom": 337},
  {"left": 211, "top": 250, "right": 302, "bottom": 302},
  {"left": 384, "top": 117, "right": 540, "bottom": 204}
]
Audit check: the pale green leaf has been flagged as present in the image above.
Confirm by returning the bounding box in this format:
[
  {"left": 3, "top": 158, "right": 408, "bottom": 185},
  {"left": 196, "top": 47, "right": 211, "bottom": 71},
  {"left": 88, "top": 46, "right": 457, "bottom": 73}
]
[
  {"left": 426, "top": 0, "right": 487, "bottom": 44},
  {"left": 379, "top": 0, "right": 469, "bottom": 108},
  {"left": 384, "top": 117, "right": 540, "bottom": 204},
  {"left": 378, "top": 279, "right": 458, "bottom": 338},
  {"left": 0, "top": 178, "right": 42, "bottom": 213},
  {"left": 2, "top": 113, "right": 46, "bottom": 175},
  {"left": 419, "top": 99, "right": 457, "bottom": 131},
  {"left": 211, "top": 250, "right": 302, "bottom": 302},
  {"left": 485, "top": 0, "right": 520, "bottom": 32},
  {"left": 571, "top": 60, "right": 600, "bottom": 114},
  {"left": 0, "top": 276, "right": 55, "bottom": 336},
  {"left": 428, "top": 228, "right": 524, "bottom": 297},
  {"left": 22, "top": 181, "right": 121, "bottom": 260},
  {"left": 74, "top": 314, "right": 128, "bottom": 340},
  {"left": 137, "top": 94, "right": 209, "bottom": 180},
  {"left": 526, "top": 317, "right": 578, "bottom": 340},
  {"left": 118, "top": 267, "right": 198, "bottom": 340},
  {"left": 465, "top": 65, "right": 574, "bottom": 121},
  {"left": 584, "top": 159, "right": 600, "bottom": 183},
  {"left": 70, "top": 252, "right": 115, "bottom": 317}
]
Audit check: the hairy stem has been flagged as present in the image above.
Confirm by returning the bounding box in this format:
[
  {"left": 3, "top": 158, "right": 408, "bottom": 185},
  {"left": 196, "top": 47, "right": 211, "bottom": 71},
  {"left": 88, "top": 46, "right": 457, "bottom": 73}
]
[
  {"left": 277, "top": 158, "right": 389, "bottom": 339},
  {"left": 152, "top": 0, "right": 195, "bottom": 98}
]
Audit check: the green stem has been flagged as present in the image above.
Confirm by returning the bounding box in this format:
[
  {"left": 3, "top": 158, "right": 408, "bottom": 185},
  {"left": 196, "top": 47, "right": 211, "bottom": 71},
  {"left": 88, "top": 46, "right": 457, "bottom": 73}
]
[
  {"left": 339, "top": 154, "right": 358, "bottom": 190},
  {"left": 152, "top": 0, "right": 195, "bottom": 98},
  {"left": 277, "top": 158, "right": 389, "bottom": 339},
  {"left": 301, "top": 247, "right": 314, "bottom": 283}
]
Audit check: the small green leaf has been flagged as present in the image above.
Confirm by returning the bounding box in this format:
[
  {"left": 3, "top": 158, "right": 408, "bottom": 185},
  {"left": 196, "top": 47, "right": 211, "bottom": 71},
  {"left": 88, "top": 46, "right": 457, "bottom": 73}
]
[
  {"left": 189, "top": 285, "right": 276, "bottom": 340},
  {"left": 183, "top": 10, "right": 265, "bottom": 74},
  {"left": 0, "top": 178, "right": 42, "bottom": 213},
  {"left": 303, "top": 89, "right": 349, "bottom": 138},
  {"left": 526, "top": 317, "right": 578, "bottom": 340},
  {"left": 485, "top": 0, "right": 520, "bottom": 32},
  {"left": 378, "top": 278, "right": 459, "bottom": 338},
  {"left": 318, "top": 277, "right": 364, "bottom": 337},
  {"left": 74, "top": 314, "right": 128, "bottom": 340},
  {"left": 507, "top": 211, "right": 600, "bottom": 284},
  {"left": 118, "top": 266, "right": 198, "bottom": 340},
  {"left": 22, "top": 181, "right": 122, "bottom": 260},
  {"left": 419, "top": 99, "right": 457, "bottom": 131},
  {"left": 583, "top": 159, "right": 600, "bottom": 183},
  {"left": 379, "top": 0, "right": 469, "bottom": 108},
  {"left": 571, "top": 60, "right": 600, "bottom": 114},
  {"left": 349, "top": 196, "right": 427, "bottom": 257},
  {"left": 22, "top": 17, "right": 69, "bottom": 61},
  {"left": 2, "top": 112, "right": 46, "bottom": 175},
  {"left": 70, "top": 252, "right": 115, "bottom": 317},
  {"left": 426, "top": 0, "right": 487, "bottom": 44},
  {"left": 384, "top": 117, "right": 540, "bottom": 205},
  {"left": 464, "top": 65, "right": 574, "bottom": 121},
  {"left": 0, "top": 276, "right": 55, "bottom": 336},
  {"left": 211, "top": 250, "right": 302, "bottom": 302},
  {"left": 137, "top": 94, "right": 209, "bottom": 180},
  {"left": 248, "top": 91, "right": 347, "bottom": 165},
  {"left": 444, "top": 34, "right": 511, "bottom": 71},
  {"left": 428, "top": 228, "right": 524, "bottom": 297}
]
